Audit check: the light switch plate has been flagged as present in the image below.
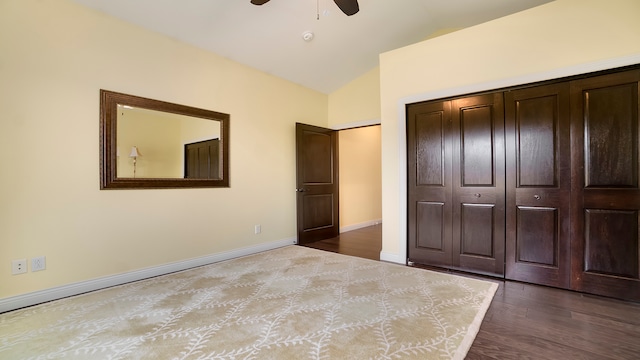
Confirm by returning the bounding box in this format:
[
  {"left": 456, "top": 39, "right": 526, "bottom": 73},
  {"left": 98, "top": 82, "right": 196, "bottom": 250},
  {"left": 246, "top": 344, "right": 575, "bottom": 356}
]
[{"left": 32, "top": 256, "right": 46, "bottom": 272}]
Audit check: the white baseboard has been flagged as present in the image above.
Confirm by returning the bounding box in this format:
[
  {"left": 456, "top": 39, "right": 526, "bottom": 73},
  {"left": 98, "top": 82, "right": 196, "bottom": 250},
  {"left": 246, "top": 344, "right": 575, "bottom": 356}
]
[
  {"left": 380, "top": 251, "right": 405, "bottom": 265},
  {"left": 340, "top": 219, "right": 381, "bottom": 233},
  {"left": 0, "top": 237, "right": 296, "bottom": 314}
]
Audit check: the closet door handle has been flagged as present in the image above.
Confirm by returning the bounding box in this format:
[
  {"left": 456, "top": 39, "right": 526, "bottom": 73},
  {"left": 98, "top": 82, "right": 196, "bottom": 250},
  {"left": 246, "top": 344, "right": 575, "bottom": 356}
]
[
  {"left": 534, "top": 194, "right": 541, "bottom": 200},
  {"left": 474, "top": 193, "right": 481, "bottom": 198},
  {"left": 296, "top": 188, "right": 306, "bottom": 192}
]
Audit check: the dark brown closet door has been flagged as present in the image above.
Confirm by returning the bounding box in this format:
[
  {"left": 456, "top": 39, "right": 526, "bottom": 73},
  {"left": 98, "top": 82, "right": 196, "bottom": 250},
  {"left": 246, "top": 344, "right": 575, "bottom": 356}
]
[
  {"left": 451, "top": 93, "right": 505, "bottom": 276},
  {"left": 570, "top": 69, "right": 640, "bottom": 301},
  {"left": 505, "top": 83, "right": 571, "bottom": 288},
  {"left": 407, "top": 100, "right": 453, "bottom": 267},
  {"left": 184, "top": 139, "right": 220, "bottom": 179}
]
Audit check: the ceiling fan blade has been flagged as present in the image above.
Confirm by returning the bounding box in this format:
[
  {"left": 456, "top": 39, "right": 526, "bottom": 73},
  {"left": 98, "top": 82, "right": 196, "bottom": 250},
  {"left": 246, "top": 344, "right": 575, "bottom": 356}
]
[
  {"left": 250, "top": 0, "right": 270, "bottom": 5},
  {"left": 333, "top": 0, "right": 359, "bottom": 16}
]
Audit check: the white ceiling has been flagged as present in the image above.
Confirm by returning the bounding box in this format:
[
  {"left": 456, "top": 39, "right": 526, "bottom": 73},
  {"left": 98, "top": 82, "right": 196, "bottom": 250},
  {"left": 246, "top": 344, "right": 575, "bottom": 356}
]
[{"left": 72, "top": 0, "right": 552, "bottom": 94}]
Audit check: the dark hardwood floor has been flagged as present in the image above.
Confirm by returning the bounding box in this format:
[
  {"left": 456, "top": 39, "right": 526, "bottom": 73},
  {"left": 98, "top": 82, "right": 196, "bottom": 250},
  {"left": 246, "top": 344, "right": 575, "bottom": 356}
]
[
  {"left": 303, "top": 223, "right": 382, "bottom": 261},
  {"left": 302, "top": 224, "right": 640, "bottom": 359}
]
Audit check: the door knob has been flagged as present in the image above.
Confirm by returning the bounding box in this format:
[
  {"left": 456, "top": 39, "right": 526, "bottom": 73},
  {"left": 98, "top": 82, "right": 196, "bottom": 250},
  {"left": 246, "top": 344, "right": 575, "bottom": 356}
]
[
  {"left": 474, "top": 193, "right": 481, "bottom": 198},
  {"left": 534, "top": 194, "right": 541, "bottom": 200},
  {"left": 296, "top": 188, "right": 306, "bottom": 192}
]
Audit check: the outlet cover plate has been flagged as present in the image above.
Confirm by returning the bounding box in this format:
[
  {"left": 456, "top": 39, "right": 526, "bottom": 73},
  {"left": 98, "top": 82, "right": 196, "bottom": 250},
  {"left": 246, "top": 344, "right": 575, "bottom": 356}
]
[
  {"left": 32, "top": 256, "right": 46, "bottom": 272},
  {"left": 12, "top": 259, "right": 27, "bottom": 275}
]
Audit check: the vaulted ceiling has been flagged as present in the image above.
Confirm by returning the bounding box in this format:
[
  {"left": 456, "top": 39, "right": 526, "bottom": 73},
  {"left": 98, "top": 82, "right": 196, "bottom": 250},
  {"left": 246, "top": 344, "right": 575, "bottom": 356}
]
[{"left": 72, "top": 0, "right": 552, "bottom": 94}]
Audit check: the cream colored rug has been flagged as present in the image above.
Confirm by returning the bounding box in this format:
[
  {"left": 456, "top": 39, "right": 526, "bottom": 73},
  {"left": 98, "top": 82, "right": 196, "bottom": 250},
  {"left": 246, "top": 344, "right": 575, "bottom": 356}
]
[{"left": 0, "top": 246, "right": 497, "bottom": 359}]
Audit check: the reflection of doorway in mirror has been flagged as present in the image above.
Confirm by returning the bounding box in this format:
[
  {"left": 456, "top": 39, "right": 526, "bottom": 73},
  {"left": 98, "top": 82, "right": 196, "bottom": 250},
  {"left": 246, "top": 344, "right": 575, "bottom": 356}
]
[{"left": 184, "top": 139, "right": 220, "bottom": 179}]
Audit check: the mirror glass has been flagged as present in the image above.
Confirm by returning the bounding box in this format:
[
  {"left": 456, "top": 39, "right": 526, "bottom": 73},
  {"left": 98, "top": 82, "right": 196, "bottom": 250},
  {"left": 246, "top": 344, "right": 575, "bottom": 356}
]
[
  {"left": 116, "top": 105, "right": 221, "bottom": 179},
  {"left": 100, "top": 90, "right": 229, "bottom": 189}
]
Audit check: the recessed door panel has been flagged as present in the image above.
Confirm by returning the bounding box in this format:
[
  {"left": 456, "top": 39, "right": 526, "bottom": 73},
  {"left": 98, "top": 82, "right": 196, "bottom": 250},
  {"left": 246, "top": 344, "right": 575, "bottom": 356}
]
[
  {"left": 584, "top": 84, "right": 638, "bottom": 188},
  {"left": 416, "top": 112, "right": 445, "bottom": 186},
  {"left": 302, "top": 131, "right": 334, "bottom": 184},
  {"left": 516, "top": 206, "right": 558, "bottom": 266},
  {"left": 416, "top": 202, "right": 444, "bottom": 251},
  {"left": 302, "top": 194, "right": 335, "bottom": 231},
  {"left": 460, "top": 106, "right": 494, "bottom": 187},
  {"left": 516, "top": 96, "right": 557, "bottom": 187},
  {"left": 584, "top": 209, "right": 639, "bottom": 279},
  {"left": 460, "top": 203, "right": 494, "bottom": 258}
]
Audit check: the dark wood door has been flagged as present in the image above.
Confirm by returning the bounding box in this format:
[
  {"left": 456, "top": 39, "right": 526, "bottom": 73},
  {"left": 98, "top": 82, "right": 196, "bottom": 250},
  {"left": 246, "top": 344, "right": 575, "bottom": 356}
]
[
  {"left": 407, "top": 100, "right": 453, "bottom": 267},
  {"left": 505, "top": 83, "right": 572, "bottom": 288},
  {"left": 407, "top": 94, "right": 505, "bottom": 276},
  {"left": 295, "top": 123, "right": 339, "bottom": 244},
  {"left": 184, "top": 139, "right": 220, "bottom": 179},
  {"left": 451, "top": 94, "right": 505, "bottom": 276},
  {"left": 570, "top": 69, "right": 640, "bottom": 301}
]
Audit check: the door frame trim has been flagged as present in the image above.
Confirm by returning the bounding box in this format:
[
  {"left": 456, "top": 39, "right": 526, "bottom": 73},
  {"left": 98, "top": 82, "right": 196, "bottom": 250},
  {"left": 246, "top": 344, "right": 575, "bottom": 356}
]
[
  {"left": 330, "top": 118, "right": 380, "bottom": 130},
  {"left": 383, "top": 54, "right": 640, "bottom": 265}
]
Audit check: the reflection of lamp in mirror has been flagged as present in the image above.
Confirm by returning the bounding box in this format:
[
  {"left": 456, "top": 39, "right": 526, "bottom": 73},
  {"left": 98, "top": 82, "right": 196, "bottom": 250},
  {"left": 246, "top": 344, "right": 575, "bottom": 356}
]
[{"left": 129, "top": 146, "right": 142, "bottom": 178}]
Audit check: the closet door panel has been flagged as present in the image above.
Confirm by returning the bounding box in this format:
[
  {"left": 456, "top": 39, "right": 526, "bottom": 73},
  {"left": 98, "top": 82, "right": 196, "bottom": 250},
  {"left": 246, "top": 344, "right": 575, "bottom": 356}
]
[
  {"left": 516, "top": 206, "right": 558, "bottom": 266},
  {"left": 584, "top": 209, "right": 638, "bottom": 278},
  {"left": 416, "top": 201, "right": 445, "bottom": 251},
  {"left": 461, "top": 106, "right": 495, "bottom": 186},
  {"left": 516, "top": 96, "right": 557, "bottom": 187},
  {"left": 505, "top": 83, "right": 571, "bottom": 288},
  {"left": 461, "top": 203, "right": 495, "bottom": 257},
  {"left": 571, "top": 69, "right": 640, "bottom": 301},
  {"left": 407, "top": 101, "right": 453, "bottom": 266},
  {"left": 452, "top": 93, "right": 505, "bottom": 276},
  {"left": 584, "top": 84, "right": 638, "bottom": 187},
  {"left": 416, "top": 112, "right": 445, "bottom": 186}
]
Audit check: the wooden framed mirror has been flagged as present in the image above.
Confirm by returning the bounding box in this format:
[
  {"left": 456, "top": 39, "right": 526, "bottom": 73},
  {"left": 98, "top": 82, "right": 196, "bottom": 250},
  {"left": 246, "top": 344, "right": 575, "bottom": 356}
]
[{"left": 100, "top": 90, "right": 229, "bottom": 189}]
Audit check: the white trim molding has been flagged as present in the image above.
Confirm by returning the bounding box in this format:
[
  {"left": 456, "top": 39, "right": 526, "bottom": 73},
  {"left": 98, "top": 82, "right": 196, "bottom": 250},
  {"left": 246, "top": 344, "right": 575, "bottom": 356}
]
[
  {"left": 331, "top": 118, "right": 381, "bottom": 130},
  {"left": 380, "top": 251, "right": 405, "bottom": 264},
  {"left": 0, "top": 237, "right": 296, "bottom": 314}
]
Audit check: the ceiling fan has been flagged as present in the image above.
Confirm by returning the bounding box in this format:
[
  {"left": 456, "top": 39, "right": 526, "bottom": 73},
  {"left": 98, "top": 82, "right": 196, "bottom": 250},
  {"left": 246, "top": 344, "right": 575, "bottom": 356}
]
[{"left": 250, "top": 0, "right": 359, "bottom": 16}]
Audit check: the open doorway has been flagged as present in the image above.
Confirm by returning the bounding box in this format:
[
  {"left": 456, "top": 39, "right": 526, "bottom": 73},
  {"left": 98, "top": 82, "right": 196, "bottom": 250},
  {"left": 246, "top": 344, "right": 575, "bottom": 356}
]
[
  {"left": 338, "top": 125, "right": 382, "bottom": 231},
  {"left": 301, "top": 124, "right": 382, "bottom": 259}
]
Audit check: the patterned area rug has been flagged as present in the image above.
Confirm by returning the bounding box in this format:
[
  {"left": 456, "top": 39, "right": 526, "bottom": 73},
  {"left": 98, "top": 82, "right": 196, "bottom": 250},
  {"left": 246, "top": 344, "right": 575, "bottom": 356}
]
[{"left": 1, "top": 246, "right": 497, "bottom": 359}]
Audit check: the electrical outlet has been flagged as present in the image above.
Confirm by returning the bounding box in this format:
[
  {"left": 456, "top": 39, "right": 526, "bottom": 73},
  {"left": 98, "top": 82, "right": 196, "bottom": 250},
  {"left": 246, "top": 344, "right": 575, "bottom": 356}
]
[
  {"left": 254, "top": 225, "right": 262, "bottom": 234},
  {"left": 32, "top": 256, "right": 46, "bottom": 272},
  {"left": 12, "top": 259, "right": 27, "bottom": 275}
]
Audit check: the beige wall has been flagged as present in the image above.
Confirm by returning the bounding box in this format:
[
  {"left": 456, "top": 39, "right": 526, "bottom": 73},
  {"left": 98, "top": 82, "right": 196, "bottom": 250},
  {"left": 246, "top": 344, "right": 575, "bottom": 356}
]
[
  {"left": 379, "top": 0, "right": 640, "bottom": 262},
  {"left": 338, "top": 126, "right": 382, "bottom": 228},
  {"left": 328, "top": 68, "right": 381, "bottom": 128},
  {"left": 328, "top": 68, "right": 382, "bottom": 231},
  {"left": 0, "top": 0, "right": 327, "bottom": 298},
  {"left": 326, "top": 27, "right": 459, "bottom": 129}
]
